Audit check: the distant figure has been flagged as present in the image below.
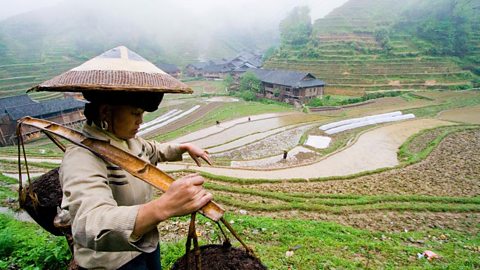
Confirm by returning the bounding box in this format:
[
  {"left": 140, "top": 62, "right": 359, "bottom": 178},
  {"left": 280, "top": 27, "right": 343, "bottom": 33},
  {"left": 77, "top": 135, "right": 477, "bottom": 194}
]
[
  {"left": 248, "top": 117, "right": 251, "bottom": 121},
  {"left": 216, "top": 120, "right": 220, "bottom": 125},
  {"left": 283, "top": 150, "right": 288, "bottom": 159}
]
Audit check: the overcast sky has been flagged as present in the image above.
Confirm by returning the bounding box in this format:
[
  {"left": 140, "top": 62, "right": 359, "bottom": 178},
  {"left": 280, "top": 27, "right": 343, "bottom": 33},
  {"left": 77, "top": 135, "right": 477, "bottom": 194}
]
[{"left": 0, "top": 0, "right": 349, "bottom": 21}]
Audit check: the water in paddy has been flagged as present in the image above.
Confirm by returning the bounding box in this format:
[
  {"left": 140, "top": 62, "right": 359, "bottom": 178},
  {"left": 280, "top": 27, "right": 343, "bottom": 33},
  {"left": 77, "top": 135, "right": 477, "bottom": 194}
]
[{"left": 190, "top": 113, "right": 322, "bottom": 148}]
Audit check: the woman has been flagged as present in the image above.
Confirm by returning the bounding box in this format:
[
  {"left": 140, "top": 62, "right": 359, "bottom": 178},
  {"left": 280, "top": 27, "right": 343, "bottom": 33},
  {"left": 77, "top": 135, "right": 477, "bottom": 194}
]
[
  {"left": 27, "top": 46, "right": 218, "bottom": 269},
  {"left": 60, "top": 91, "right": 213, "bottom": 269}
]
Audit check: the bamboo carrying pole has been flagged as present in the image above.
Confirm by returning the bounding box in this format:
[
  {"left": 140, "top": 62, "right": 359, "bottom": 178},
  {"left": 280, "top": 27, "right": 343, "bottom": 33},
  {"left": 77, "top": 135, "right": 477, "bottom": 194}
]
[{"left": 17, "top": 116, "right": 225, "bottom": 222}]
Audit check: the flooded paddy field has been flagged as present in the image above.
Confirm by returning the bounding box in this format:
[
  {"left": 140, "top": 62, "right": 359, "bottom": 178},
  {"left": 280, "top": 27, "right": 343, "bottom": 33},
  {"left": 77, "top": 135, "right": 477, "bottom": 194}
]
[
  {"left": 212, "top": 124, "right": 318, "bottom": 160},
  {"left": 162, "top": 118, "right": 453, "bottom": 179},
  {"left": 437, "top": 105, "right": 480, "bottom": 124},
  {"left": 174, "top": 112, "right": 325, "bottom": 148}
]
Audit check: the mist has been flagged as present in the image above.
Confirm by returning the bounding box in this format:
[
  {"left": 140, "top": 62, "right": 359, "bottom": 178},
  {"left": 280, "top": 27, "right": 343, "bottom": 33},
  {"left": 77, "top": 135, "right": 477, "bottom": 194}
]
[{"left": 0, "top": 0, "right": 348, "bottom": 63}]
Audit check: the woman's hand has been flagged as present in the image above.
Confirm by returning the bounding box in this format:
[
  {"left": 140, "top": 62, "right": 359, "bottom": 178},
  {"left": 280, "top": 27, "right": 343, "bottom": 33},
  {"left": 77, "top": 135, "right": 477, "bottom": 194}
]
[
  {"left": 157, "top": 173, "right": 212, "bottom": 218},
  {"left": 133, "top": 174, "right": 212, "bottom": 236},
  {"left": 180, "top": 143, "right": 212, "bottom": 167}
]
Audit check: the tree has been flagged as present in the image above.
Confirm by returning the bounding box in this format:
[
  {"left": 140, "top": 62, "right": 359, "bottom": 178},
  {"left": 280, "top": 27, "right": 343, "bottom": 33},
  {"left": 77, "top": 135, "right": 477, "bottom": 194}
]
[
  {"left": 279, "top": 6, "right": 313, "bottom": 47},
  {"left": 223, "top": 74, "right": 234, "bottom": 89},
  {"left": 375, "top": 29, "right": 392, "bottom": 54},
  {"left": 239, "top": 71, "right": 262, "bottom": 93},
  {"left": 401, "top": 0, "right": 474, "bottom": 57}
]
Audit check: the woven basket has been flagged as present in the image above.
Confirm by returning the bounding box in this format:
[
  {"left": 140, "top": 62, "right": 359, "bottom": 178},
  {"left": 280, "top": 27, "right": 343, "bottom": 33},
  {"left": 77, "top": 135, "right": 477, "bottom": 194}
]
[{"left": 19, "top": 167, "right": 64, "bottom": 236}]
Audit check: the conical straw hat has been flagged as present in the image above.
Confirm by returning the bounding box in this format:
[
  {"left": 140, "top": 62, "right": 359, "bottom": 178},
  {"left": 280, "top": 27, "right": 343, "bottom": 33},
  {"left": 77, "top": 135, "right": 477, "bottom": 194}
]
[{"left": 29, "top": 46, "right": 192, "bottom": 94}]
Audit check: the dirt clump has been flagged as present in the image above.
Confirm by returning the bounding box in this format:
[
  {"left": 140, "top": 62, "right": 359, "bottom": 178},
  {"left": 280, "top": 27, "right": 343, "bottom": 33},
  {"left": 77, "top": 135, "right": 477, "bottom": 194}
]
[{"left": 171, "top": 242, "right": 266, "bottom": 270}]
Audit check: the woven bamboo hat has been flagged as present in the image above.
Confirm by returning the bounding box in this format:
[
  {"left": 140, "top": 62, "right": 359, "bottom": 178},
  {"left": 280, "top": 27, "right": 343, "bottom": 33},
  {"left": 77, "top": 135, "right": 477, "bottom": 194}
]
[{"left": 29, "top": 46, "right": 192, "bottom": 94}]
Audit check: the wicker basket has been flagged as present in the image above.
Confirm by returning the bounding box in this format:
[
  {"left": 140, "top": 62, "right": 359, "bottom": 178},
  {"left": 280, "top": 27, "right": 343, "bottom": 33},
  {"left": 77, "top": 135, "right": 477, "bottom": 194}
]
[{"left": 19, "top": 167, "right": 64, "bottom": 236}]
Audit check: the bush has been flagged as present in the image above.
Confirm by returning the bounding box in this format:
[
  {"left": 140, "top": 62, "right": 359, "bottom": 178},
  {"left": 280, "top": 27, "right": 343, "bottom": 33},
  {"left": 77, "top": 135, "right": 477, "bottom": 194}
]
[
  {"left": 230, "top": 90, "right": 257, "bottom": 101},
  {"left": 308, "top": 97, "right": 323, "bottom": 107}
]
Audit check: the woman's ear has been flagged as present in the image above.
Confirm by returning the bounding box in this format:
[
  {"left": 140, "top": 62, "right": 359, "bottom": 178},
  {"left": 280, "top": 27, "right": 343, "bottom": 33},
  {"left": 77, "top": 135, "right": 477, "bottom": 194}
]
[{"left": 99, "top": 104, "right": 111, "bottom": 121}]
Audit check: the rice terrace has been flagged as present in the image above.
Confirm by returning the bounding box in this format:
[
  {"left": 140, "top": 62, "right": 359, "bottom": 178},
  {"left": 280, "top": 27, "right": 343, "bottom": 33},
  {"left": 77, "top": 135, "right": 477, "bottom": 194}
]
[{"left": 0, "top": 0, "right": 479, "bottom": 269}]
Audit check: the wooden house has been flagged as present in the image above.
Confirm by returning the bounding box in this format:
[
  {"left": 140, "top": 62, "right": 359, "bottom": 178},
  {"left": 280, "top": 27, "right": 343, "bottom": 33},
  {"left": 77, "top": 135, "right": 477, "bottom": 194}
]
[
  {"left": 0, "top": 95, "right": 86, "bottom": 146},
  {"left": 248, "top": 69, "right": 325, "bottom": 105}
]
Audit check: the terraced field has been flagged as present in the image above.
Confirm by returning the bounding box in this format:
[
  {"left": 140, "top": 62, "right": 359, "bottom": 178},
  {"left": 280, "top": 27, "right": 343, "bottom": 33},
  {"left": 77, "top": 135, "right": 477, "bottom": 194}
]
[
  {"left": 265, "top": 0, "right": 480, "bottom": 97},
  {"left": 160, "top": 124, "right": 480, "bottom": 269},
  {"left": 1, "top": 89, "right": 479, "bottom": 269},
  {"left": 0, "top": 59, "right": 81, "bottom": 100},
  {"left": 0, "top": 41, "right": 85, "bottom": 100}
]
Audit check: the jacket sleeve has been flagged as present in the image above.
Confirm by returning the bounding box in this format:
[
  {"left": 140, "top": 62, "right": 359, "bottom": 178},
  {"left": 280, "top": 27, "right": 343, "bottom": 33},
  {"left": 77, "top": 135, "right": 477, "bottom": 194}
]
[
  {"left": 139, "top": 137, "right": 185, "bottom": 164},
  {"left": 60, "top": 146, "right": 158, "bottom": 252}
]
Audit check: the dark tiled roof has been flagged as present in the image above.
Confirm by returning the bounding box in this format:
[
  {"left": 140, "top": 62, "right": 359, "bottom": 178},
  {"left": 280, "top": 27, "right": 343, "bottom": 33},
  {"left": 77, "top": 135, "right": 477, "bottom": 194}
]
[
  {"left": 5, "top": 98, "right": 85, "bottom": 120},
  {"left": 247, "top": 69, "right": 325, "bottom": 88},
  {"left": 6, "top": 103, "right": 44, "bottom": 120},
  {"left": 248, "top": 58, "right": 263, "bottom": 68},
  {"left": 156, "top": 62, "right": 180, "bottom": 73},
  {"left": 0, "top": 94, "right": 36, "bottom": 111},
  {"left": 186, "top": 51, "right": 263, "bottom": 73},
  {"left": 203, "top": 63, "right": 231, "bottom": 73},
  {"left": 40, "top": 98, "right": 86, "bottom": 115},
  {"left": 186, "top": 62, "right": 209, "bottom": 69}
]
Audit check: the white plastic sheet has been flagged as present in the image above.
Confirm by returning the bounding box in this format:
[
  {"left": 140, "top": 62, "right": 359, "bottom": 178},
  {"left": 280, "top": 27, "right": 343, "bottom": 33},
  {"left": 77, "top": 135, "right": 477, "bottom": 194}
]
[
  {"left": 305, "top": 135, "right": 332, "bottom": 149},
  {"left": 320, "top": 111, "right": 402, "bottom": 130},
  {"left": 320, "top": 112, "right": 415, "bottom": 135}
]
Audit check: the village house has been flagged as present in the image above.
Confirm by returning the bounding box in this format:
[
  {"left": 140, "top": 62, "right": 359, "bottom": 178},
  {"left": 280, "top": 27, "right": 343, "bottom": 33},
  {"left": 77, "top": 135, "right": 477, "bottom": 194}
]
[
  {"left": 185, "top": 51, "right": 263, "bottom": 79},
  {"left": 155, "top": 62, "right": 181, "bottom": 78},
  {"left": 0, "top": 95, "right": 85, "bottom": 146},
  {"left": 185, "top": 62, "right": 209, "bottom": 77},
  {"left": 248, "top": 68, "right": 325, "bottom": 105}
]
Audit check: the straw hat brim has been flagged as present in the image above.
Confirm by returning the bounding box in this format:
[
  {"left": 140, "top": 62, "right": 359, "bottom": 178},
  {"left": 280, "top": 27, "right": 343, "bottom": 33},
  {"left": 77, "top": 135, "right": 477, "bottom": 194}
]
[
  {"left": 29, "top": 70, "right": 193, "bottom": 94},
  {"left": 28, "top": 46, "right": 193, "bottom": 94}
]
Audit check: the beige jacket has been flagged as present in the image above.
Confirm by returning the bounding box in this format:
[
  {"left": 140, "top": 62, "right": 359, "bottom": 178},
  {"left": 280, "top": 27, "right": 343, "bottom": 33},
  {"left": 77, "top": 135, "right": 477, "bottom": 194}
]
[{"left": 60, "top": 124, "right": 184, "bottom": 269}]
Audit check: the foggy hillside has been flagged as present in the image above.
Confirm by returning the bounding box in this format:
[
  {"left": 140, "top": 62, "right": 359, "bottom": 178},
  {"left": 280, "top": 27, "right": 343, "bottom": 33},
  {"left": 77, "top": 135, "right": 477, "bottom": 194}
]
[{"left": 0, "top": 0, "right": 347, "bottom": 65}]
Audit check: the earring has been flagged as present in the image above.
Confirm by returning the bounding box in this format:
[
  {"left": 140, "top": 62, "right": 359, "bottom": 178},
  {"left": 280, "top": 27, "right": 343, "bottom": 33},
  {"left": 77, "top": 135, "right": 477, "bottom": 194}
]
[{"left": 100, "top": 120, "right": 109, "bottom": 130}]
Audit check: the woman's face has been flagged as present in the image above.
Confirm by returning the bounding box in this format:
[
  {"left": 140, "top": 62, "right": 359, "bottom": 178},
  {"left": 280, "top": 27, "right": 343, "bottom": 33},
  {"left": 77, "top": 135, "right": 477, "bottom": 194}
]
[{"left": 108, "top": 105, "right": 144, "bottom": 139}]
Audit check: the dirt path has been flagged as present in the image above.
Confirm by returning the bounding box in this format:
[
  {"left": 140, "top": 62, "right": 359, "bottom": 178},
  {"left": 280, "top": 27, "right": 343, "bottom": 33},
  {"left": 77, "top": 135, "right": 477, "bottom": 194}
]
[{"left": 159, "top": 118, "right": 453, "bottom": 179}]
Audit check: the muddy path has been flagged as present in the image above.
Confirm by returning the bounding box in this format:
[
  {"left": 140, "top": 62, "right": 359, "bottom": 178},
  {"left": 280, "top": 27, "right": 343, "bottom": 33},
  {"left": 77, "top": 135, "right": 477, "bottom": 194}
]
[{"left": 159, "top": 118, "right": 453, "bottom": 179}]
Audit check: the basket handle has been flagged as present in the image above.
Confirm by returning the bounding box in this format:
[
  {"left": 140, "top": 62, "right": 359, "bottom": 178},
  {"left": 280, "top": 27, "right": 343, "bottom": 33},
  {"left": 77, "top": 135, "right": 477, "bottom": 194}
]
[
  {"left": 16, "top": 122, "right": 36, "bottom": 207},
  {"left": 16, "top": 122, "right": 67, "bottom": 208}
]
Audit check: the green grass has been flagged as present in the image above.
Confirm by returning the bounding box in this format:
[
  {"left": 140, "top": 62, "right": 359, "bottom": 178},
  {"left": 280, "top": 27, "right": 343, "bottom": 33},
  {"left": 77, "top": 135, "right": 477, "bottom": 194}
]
[
  {"left": 0, "top": 137, "right": 65, "bottom": 158},
  {"left": 160, "top": 213, "right": 480, "bottom": 269},
  {"left": 2, "top": 212, "right": 477, "bottom": 269},
  {"left": 212, "top": 194, "right": 480, "bottom": 213},
  {"left": 0, "top": 214, "right": 70, "bottom": 269},
  {"left": 0, "top": 159, "right": 58, "bottom": 171},
  {"left": 0, "top": 174, "right": 17, "bottom": 185}
]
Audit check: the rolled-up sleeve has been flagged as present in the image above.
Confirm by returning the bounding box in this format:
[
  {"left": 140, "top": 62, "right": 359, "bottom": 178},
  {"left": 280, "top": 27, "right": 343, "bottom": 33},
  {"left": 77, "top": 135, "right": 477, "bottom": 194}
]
[{"left": 60, "top": 146, "right": 157, "bottom": 253}]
